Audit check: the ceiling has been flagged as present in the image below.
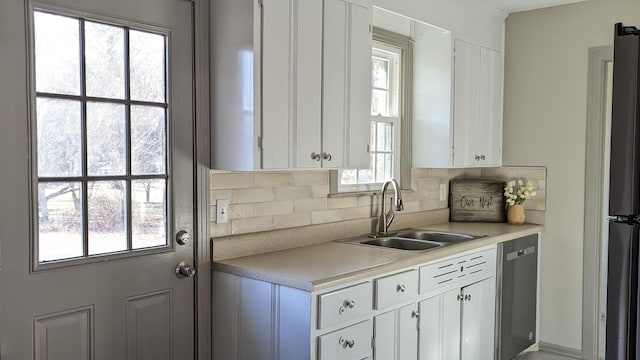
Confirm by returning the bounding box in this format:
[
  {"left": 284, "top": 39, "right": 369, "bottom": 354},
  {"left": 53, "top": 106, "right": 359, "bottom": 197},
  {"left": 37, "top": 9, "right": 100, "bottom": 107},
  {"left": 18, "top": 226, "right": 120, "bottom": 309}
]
[{"left": 478, "top": 0, "right": 588, "bottom": 13}]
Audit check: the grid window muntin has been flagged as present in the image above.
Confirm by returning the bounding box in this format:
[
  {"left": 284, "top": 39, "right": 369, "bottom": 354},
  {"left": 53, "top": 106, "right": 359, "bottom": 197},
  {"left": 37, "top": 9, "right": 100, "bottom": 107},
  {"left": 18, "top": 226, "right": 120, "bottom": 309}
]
[{"left": 32, "top": 9, "right": 172, "bottom": 266}]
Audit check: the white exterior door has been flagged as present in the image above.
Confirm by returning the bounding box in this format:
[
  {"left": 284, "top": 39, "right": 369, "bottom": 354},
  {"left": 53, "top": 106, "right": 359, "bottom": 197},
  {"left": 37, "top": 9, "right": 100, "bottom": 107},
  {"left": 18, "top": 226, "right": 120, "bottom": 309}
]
[{"left": 0, "top": 0, "right": 196, "bottom": 358}]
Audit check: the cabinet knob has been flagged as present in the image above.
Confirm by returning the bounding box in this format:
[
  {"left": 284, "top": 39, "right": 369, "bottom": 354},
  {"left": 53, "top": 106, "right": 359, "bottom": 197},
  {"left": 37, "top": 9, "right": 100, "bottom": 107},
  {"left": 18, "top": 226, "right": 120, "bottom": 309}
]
[
  {"left": 464, "top": 294, "right": 472, "bottom": 301},
  {"left": 323, "top": 152, "right": 332, "bottom": 161},
  {"left": 480, "top": 154, "right": 486, "bottom": 160},
  {"left": 339, "top": 337, "right": 355, "bottom": 348},
  {"left": 411, "top": 311, "right": 420, "bottom": 319},
  {"left": 310, "top": 152, "right": 321, "bottom": 161},
  {"left": 457, "top": 294, "right": 463, "bottom": 301},
  {"left": 475, "top": 155, "right": 480, "bottom": 161},
  {"left": 344, "top": 299, "right": 355, "bottom": 309},
  {"left": 396, "top": 284, "right": 406, "bottom": 293}
]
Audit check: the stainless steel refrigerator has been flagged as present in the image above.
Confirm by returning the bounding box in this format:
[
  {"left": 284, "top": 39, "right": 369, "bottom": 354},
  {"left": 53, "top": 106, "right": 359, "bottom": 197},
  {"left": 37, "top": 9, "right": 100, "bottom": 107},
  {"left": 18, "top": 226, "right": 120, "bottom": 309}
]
[{"left": 606, "top": 22, "right": 640, "bottom": 360}]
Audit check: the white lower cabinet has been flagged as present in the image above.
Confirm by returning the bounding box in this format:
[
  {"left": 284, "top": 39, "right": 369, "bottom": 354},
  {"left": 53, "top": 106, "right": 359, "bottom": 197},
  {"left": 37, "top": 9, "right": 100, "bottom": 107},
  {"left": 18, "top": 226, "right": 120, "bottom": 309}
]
[
  {"left": 374, "top": 303, "right": 419, "bottom": 359},
  {"left": 460, "top": 277, "right": 497, "bottom": 359},
  {"left": 418, "top": 277, "right": 496, "bottom": 360},
  {"left": 212, "top": 245, "right": 498, "bottom": 360}
]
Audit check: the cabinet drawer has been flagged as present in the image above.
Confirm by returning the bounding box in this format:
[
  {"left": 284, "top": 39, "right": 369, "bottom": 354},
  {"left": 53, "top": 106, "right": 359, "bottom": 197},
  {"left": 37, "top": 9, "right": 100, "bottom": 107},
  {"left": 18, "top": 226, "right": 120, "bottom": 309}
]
[
  {"left": 420, "top": 248, "right": 496, "bottom": 294},
  {"left": 318, "top": 282, "right": 372, "bottom": 329},
  {"left": 318, "top": 320, "right": 372, "bottom": 360},
  {"left": 375, "top": 270, "right": 419, "bottom": 309}
]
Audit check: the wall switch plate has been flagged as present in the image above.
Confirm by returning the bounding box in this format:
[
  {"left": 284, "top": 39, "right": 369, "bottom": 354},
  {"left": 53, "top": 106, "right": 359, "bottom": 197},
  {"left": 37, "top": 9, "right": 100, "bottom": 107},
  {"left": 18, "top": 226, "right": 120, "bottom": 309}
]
[
  {"left": 216, "top": 199, "right": 230, "bottom": 224},
  {"left": 439, "top": 184, "right": 448, "bottom": 201}
]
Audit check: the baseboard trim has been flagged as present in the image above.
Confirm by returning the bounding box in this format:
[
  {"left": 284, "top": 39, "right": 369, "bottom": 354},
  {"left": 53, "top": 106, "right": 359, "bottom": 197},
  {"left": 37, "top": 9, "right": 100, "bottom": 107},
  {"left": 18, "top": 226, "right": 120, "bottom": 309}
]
[{"left": 539, "top": 341, "right": 583, "bottom": 359}]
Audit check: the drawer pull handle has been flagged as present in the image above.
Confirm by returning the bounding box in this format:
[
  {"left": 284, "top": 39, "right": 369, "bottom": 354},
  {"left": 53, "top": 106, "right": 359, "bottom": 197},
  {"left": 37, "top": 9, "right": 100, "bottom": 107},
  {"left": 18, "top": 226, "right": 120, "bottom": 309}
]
[
  {"left": 397, "top": 284, "right": 406, "bottom": 293},
  {"left": 339, "top": 337, "right": 355, "bottom": 348}
]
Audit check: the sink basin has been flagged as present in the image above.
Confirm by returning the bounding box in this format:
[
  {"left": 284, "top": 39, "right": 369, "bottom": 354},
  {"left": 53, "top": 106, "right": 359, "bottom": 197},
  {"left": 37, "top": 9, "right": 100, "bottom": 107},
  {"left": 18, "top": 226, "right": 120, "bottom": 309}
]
[
  {"left": 359, "top": 237, "right": 443, "bottom": 251},
  {"left": 396, "top": 230, "right": 485, "bottom": 243}
]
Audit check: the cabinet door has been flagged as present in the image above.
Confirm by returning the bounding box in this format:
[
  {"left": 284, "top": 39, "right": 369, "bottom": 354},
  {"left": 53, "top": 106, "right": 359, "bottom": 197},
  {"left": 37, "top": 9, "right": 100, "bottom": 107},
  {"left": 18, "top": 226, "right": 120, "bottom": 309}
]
[
  {"left": 323, "top": 0, "right": 372, "bottom": 169},
  {"left": 345, "top": 0, "right": 372, "bottom": 168},
  {"left": 374, "top": 303, "right": 418, "bottom": 360},
  {"left": 452, "top": 39, "right": 480, "bottom": 167},
  {"left": 262, "top": 0, "right": 322, "bottom": 169},
  {"left": 418, "top": 288, "right": 461, "bottom": 360},
  {"left": 261, "top": 0, "right": 292, "bottom": 169},
  {"left": 461, "top": 277, "right": 496, "bottom": 360},
  {"left": 478, "top": 47, "right": 502, "bottom": 167},
  {"left": 294, "top": 0, "right": 323, "bottom": 168}
]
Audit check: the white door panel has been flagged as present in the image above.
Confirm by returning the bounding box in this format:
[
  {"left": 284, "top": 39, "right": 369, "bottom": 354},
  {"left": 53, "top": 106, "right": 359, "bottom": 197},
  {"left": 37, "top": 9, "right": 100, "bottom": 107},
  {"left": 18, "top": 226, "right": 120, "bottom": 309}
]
[{"left": 0, "top": 0, "right": 195, "bottom": 359}]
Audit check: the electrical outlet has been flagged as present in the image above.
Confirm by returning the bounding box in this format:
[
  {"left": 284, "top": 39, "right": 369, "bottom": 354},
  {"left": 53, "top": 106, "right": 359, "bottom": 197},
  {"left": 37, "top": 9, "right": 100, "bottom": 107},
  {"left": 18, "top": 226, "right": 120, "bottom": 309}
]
[
  {"left": 439, "top": 184, "right": 448, "bottom": 201},
  {"left": 216, "top": 199, "right": 230, "bottom": 224}
]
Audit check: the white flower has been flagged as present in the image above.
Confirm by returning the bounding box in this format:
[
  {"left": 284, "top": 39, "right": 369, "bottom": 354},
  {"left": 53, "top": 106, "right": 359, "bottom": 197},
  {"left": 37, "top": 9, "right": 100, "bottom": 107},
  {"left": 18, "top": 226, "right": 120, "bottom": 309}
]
[{"left": 503, "top": 178, "right": 536, "bottom": 208}]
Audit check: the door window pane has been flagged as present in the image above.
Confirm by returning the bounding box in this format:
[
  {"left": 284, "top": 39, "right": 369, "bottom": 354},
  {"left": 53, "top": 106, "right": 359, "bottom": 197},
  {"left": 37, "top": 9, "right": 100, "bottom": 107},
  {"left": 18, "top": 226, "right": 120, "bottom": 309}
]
[
  {"left": 88, "top": 181, "right": 127, "bottom": 255},
  {"left": 34, "top": 12, "right": 80, "bottom": 95},
  {"left": 38, "top": 182, "right": 83, "bottom": 261},
  {"left": 131, "top": 105, "right": 166, "bottom": 175},
  {"left": 130, "top": 30, "right": 166, "bottom": 103},
  {"left": 132, "top": 179, "right": 167, "bottom": 249},
  {"left": 85, "top": 21, "right": 125, "bottom": 99},
  {"left": 37, "top": 98, "right": 82, "bottom": 177},
  {"left": 87, "top": 102, "right": 126, "bottom": 176},
  {"left": 33, "top": 10, "right": 171, "bottom": 264}
]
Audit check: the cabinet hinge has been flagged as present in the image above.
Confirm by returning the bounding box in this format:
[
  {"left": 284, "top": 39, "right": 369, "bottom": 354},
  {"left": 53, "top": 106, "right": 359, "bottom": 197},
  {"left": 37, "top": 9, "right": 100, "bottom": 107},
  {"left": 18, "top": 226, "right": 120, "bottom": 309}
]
[
  {"left": 257, "top": 136, "right": 263, "bottom": 151},
  {"left": 366, "top": 144, "right": 370, "bottom": 153},
  {"left": 371, "top": 336, "right": 375, "bottom": 349},
  {"left": 369, "top": 24, "right": 372, "bottom": 33},
  {"left": 257, "top": 0, "right": 263, "bottom": 7}
]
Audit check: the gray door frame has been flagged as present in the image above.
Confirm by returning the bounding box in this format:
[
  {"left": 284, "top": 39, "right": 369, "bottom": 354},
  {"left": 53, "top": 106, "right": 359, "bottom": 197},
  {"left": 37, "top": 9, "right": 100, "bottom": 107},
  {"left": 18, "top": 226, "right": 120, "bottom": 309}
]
[
  {"left": 582, "top": 45, "right": 613, "bottom": 360},
  {"left": 193, "top": 0, "right": 212, "bottom": 358}
]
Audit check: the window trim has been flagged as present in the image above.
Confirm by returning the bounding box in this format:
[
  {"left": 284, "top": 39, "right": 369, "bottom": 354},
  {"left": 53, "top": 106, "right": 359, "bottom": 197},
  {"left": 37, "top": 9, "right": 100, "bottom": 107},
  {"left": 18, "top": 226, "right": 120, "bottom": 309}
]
[
  {"left": 330, "top": 26, "right": 413, "bottom": 195},
  {"left": 28, "top": 4, "right": 176, "bottom": 272}
]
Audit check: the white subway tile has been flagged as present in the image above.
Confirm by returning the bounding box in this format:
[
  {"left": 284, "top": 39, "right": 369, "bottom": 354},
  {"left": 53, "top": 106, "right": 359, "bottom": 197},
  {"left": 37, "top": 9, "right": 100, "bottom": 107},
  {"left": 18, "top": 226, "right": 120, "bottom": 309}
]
[
  {"left": 275, "top": 186, "right": 313, "bottom": 201},
  {"left": 311, "top": 185, "right": 330, "bottom": 198},
  {"left": 311, "top": 209, "right": 344, "bottom": 224},
  {"left": 275, "top": 212, "right": 311, "bottom": 229},
  {"left": 255, "top": 200, "right": 294, "bottom": 216},
  {"left": 327, "top": 197, "right": 358, "bottom": 209},
  {"left": 343, "top": 206, "right": 374, "bottom": 220},
  {"left": 211, "top": 222, "right": 232, "bottom": 238},
  {"left": 232, "top": 188, "right": 275, "bottom": 204},
  {"left": 229, "top": 204, "right": 255, "bottom": 220},
  {"left": 293, "top": 171, "right": 329, "bottom": 185},
  {"left": 211, "top": 172, "right": 255, "bottom": 189},
  {"left": 255, "top": 172, "right": 294, "bottom": 187},
  {"left": 294, "top": 198, "right": 328, "bottom": 212},
  {"left": 231, "top": 216, "right": 275, "bottom": 234}
]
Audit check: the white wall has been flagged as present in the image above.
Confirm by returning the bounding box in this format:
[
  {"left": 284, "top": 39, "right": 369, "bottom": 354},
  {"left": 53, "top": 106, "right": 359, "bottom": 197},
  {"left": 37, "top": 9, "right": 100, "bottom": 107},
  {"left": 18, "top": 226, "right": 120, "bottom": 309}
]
[
  {"left": 373, "top": 0, "right": 506, "bottom": 50},
  {"left": 503, "top": 0, "right": 640, "bottom": 350}
]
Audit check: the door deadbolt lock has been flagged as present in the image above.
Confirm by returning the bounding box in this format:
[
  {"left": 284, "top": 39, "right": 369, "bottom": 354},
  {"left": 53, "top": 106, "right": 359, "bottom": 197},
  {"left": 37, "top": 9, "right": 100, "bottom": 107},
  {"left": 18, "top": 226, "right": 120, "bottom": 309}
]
[
  {"left": 175, "top": 262, "right": 196, "bottom": 278},
  {"left": 176, "top": 230, "right": 191, "bottom": 245}
]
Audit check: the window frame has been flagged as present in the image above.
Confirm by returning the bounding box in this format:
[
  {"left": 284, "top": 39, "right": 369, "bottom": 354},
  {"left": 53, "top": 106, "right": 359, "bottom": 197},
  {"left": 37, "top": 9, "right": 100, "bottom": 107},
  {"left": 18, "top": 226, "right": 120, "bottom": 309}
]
[
  {"left": 28, "top": 5, "right": 175, "bottom": 272},
  {"left": 330, "top": 26, "right": 413, "bottom": 196}
]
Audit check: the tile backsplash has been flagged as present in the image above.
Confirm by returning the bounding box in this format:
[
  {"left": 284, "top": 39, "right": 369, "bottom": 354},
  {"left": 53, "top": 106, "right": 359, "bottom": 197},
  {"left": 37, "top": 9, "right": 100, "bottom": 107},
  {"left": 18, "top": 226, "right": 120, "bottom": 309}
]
[{"left": 210, "top": 166, "right": 546, "bottom": 237}]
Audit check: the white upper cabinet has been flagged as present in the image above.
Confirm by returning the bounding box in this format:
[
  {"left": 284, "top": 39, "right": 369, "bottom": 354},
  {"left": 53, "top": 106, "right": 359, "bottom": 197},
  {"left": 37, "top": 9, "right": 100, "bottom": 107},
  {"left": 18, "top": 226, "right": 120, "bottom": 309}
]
[
  {"left": 210, "top": 0, "right": 371, "bottom": 171},
  {"left": 453, "top": 39, "right": 503, "bottom": 167},
  {"left": 262, "top": 0, "right": 323, "bottom": 169},
  {"left": 299, "top": 0, "right": 372, "bottom": 169}
]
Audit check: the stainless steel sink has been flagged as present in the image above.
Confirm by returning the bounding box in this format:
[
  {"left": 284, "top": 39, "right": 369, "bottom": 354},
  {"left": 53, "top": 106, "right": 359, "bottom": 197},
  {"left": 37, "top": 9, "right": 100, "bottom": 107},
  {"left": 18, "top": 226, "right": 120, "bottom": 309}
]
[
  {"left": 396, "top": 230, "right": 486, "bottom": 243},
  {"left": 359, "top": 237, "right": 442, "bottom": 251},
  {"left": 337, "top": 229, "right": 485, "bottom": 252}
]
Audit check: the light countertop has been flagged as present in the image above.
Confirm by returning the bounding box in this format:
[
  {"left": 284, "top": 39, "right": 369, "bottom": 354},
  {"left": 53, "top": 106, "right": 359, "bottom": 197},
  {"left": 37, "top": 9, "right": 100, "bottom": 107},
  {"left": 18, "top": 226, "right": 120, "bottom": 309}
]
[{"left": 213, "top": 222, "right": 543, "bottom": 292}]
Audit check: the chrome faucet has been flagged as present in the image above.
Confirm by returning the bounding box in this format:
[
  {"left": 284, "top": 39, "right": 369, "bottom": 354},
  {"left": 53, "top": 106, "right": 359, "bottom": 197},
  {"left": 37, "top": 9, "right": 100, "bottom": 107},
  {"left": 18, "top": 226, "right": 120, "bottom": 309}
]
[{"left": 379, "top": 179, "right": 404, "bottom": 235}]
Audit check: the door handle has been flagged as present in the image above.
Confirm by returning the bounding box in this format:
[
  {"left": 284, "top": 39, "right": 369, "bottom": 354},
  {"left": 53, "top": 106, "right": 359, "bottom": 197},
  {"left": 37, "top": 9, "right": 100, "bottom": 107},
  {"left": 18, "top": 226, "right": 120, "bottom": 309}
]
[{"left": 175, "top": 262, "right": 196, "bottom": 278}]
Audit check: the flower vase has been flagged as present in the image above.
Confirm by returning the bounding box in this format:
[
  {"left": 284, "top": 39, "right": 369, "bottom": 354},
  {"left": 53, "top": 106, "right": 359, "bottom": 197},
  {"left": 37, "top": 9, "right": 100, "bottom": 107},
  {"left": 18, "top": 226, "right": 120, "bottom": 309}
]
[{"left": 507, "top": 204, "right": 525, "bottom": 225}]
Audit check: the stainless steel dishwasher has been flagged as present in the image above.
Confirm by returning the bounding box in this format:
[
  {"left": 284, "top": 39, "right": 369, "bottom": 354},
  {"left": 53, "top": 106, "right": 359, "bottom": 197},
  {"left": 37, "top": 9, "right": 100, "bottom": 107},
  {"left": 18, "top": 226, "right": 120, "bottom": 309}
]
[{"left": 496, "top": 234, "right": 539, "bottom": 360}]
